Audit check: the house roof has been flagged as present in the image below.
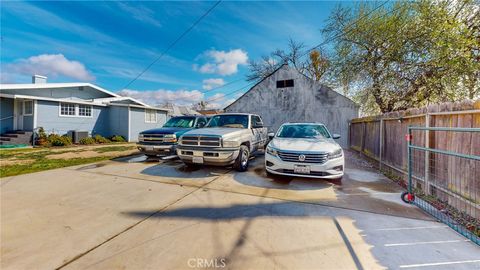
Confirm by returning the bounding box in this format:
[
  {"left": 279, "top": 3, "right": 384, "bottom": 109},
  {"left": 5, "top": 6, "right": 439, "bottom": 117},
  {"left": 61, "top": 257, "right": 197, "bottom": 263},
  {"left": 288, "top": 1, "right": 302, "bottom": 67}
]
[
  {"left": 223, "top": 64, "right": 358, "bottom": 110},
  {"left": 0, "top": 82, "right": 120, "bottom": 98},
  {"left": 0, "top": 82, "right": 170, "bottom": 111}
]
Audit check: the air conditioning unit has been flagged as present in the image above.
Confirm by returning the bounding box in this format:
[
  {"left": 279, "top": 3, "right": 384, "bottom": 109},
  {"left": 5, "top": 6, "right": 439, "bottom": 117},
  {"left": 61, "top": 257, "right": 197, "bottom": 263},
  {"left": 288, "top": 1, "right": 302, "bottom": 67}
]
[{"left": 68, "top": 130, "right": 89, "bottom": 144}]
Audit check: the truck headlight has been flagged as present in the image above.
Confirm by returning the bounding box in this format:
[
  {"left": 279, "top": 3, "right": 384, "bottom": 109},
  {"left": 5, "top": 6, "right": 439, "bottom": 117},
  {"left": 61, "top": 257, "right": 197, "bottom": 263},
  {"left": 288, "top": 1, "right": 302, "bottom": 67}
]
[
  {"left": 138, "top": 134, "right": 144, "bottom": 140},
  {"left": 328, "top": 148, "right": 343, "bottom": 159},
  {"left": 222, "top": 140, "right": 240, "bottom": 148},
  {"left": 266, "top": 145, "right": 278, "bottom": 156},
  {"left": 163, "top": 134, "right": 177, "bottom": 142}
]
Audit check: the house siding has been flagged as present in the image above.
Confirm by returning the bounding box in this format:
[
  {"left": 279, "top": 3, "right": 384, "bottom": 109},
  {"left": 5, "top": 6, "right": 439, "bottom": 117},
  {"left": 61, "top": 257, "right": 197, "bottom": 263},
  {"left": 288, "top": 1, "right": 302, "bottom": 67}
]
[
  {"left": 224, "top": 65, "right": 359, "bottom": 147},
  {"left": 108, "top": 105, "right": 129, "bottom": 140},
  {"left": 129, "top": 107, "right": 167, "bottom": 142},
  {"left": 0, "top": 97, "right": 14, "bottom": 133},
  {"left": 36, "top": 100, "right": 109, "bottom": 136}
]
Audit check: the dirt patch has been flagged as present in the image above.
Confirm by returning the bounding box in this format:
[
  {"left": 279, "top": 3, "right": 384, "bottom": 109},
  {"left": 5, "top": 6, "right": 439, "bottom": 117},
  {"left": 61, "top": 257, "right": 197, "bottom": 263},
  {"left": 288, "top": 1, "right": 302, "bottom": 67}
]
[
  {"left": 47, "top": 150, "right": 138, "bottom": 160},
  {"left": 1, "top": 159, "right": 36, "bottom": 166}
]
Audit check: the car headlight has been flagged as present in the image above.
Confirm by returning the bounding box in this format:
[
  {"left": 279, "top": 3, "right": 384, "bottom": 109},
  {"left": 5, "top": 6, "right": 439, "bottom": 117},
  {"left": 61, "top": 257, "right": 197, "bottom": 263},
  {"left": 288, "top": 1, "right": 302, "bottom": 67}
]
[
  {"left": 266, "top": 145, "right": 278, "bottom": 156},
  {"left": 163, "top": 134, "right": 177, "bottom": 142},
  {"left": 328, "top": 148, "right": 343, "bottom": 159},
  {"left": 222, "top": 140, "right": 240, "bottom": 148}
]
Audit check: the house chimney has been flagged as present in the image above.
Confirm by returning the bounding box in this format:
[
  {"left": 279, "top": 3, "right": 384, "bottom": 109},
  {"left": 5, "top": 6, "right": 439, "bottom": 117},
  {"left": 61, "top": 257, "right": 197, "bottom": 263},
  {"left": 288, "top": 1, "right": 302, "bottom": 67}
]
[{"left": 32, "top": 75, "right": 47, "bottom": 84}]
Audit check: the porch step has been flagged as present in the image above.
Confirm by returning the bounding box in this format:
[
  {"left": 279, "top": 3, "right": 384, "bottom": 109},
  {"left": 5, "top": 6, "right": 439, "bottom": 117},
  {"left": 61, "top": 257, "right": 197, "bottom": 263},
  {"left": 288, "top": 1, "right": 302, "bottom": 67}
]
[{"left": 0, "top": 130, "right": 32, "bottom": 145}]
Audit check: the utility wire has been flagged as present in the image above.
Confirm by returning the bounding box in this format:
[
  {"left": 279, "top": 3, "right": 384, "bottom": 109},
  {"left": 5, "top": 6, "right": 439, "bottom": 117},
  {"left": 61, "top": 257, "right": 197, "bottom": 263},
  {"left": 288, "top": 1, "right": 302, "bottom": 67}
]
[
  {"left": 120, "top": 0, "right": 222, "bottom": 90},
  {"left": 202, "top": 0, "right": 394, "bottom": 104}
]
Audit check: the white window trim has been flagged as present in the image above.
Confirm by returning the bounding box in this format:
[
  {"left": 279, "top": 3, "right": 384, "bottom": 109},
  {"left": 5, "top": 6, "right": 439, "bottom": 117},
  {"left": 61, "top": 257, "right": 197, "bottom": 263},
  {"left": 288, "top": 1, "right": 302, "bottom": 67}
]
[
  {"left": 145, "top": 109, "right": 157, "bottom": 123},
  {"left": 58, "top": 103, "right": 93, "bottom": 118},
  {"left": 77, "top": 104, "right": 93, "bottom": 118},
  {"left": 23, "top": 100, "right": 33, "bottom": 116}
]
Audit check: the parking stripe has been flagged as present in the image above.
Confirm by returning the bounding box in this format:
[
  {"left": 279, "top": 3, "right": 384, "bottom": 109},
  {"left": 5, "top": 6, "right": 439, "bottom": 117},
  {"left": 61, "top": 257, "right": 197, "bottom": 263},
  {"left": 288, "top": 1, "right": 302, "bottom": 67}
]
[
  {"left": 374, "top": 226, "right": 448, "bottom": 231},
  {"left": 385, "top": 239, "right": 469, "bottom": 247},
  {"left": 399, "top": 259, "right": 480, "bottom": 268}
]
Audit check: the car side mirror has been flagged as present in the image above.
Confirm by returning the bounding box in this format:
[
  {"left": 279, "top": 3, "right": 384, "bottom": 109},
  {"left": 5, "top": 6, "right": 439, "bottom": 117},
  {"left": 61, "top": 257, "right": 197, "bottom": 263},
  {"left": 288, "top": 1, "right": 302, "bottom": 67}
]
[
  {"left": 332, "top": 134, "right": 341, "bottom": 139},
  {"left": 268, "top": 132, "right": 275, "bottom": 140}
]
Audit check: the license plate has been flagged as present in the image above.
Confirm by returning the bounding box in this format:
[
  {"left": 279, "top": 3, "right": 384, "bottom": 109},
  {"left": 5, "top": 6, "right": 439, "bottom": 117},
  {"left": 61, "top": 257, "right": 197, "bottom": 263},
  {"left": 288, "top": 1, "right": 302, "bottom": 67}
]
[
  {"left": 294, "top": 165, "right": 310, "bottom": 174},
  {"left": 192, "top": 157, "right": 204, "bottom": 164}
]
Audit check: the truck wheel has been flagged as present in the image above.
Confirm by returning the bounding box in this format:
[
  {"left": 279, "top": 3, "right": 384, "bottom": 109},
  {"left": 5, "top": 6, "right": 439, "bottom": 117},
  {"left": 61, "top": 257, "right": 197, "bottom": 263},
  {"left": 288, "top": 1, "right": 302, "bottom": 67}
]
[{"left": 234, "top": 145, "right": 250, "bottom": 172}]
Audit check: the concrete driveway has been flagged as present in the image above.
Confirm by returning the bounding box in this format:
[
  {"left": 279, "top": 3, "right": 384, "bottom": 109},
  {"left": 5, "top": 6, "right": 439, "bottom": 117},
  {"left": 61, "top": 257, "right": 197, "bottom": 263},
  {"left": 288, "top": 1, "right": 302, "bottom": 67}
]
[{"left": 1, "top": 150, "right": 479, "bottom": 270}]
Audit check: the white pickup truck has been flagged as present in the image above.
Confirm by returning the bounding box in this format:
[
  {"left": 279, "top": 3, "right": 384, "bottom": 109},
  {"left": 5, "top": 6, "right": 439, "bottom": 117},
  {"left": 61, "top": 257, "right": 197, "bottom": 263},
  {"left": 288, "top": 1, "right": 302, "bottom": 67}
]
[{"left": 176, "top": 113, "right": 268, "bottom": 171}]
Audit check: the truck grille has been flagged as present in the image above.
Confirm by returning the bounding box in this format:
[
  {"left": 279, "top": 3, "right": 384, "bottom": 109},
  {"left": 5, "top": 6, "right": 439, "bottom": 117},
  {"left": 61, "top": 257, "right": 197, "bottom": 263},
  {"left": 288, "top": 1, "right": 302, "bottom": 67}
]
[
  {"left": 140, "top": 134, "right": 165, "bottom": 142},
  {"left": 181, "top": 136, "right": 221, "bottom": 147},
  {"left": 277, "top": 151, "right": 328, "bottom": 164}
]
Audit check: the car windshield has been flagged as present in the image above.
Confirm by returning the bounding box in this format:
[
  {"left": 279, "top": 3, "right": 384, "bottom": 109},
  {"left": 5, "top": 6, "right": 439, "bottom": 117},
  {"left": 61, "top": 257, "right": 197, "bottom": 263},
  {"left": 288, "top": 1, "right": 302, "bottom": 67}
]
[
  {"left": 206, "top": 115, "right": 249, "bottom": 128},
  {"left": 163, "top": 117, "right": 196, "bottom": 128},
  {"left": 276, "top": 124, "right": 331, "bottom": 139}
]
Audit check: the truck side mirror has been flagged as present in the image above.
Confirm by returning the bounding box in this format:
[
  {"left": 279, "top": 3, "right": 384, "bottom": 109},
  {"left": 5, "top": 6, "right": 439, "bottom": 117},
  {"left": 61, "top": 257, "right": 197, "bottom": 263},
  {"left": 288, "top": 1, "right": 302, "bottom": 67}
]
[{"left": 332, "top": 134, "right": 341, "bottom": 139}]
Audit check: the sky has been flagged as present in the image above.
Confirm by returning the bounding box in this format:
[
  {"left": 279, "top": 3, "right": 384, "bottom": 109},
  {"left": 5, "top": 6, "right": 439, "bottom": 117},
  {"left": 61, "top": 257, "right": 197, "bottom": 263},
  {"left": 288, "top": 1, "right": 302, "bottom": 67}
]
[{"left": 1, "top": 1, "right": 350, "bottom": 108}]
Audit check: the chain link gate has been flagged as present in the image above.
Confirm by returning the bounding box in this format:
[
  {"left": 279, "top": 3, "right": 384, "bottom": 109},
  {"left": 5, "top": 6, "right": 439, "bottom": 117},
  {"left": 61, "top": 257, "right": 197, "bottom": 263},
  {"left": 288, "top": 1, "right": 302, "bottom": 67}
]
[{"left": 401, "top": 126, "right": 480, "bottom": 245}]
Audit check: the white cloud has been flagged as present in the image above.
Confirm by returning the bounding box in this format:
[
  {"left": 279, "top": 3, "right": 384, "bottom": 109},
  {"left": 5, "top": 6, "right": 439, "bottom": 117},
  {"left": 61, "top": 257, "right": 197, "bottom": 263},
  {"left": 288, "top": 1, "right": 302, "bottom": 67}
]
[
  {"left": 118, "top": 89, "right": 204, "bottom": 106},
  {"left": 196, "top": 49, "right": 248, "bottom": 76},
  {"left": 5, "top": 54, "right": 94, "bottom": 81},
  {"left": 202, "top": 78, "right": 225, "bottom": 90}
]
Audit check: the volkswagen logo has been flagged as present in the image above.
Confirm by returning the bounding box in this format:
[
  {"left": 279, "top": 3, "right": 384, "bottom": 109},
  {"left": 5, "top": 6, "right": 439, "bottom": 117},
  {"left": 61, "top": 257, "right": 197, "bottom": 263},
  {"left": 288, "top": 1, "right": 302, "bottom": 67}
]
[{"left": 298, "top": 154, "right": 306, "bottom": 162}]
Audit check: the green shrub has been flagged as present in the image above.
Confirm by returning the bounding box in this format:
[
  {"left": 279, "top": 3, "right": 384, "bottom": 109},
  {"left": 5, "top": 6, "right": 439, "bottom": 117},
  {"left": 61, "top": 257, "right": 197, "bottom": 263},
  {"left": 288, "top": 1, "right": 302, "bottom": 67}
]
[
  {"left": 110, "top": 135, "right": 126, "bottom": 142},
  {"left": 47, "top": 134, "right": 72, "bottom": 147},
  {"left": 79, "top": 137, "right": 96, "bottom": 145},
  {"left": 94, "top": 134, "right": 110, "bottom": 144},
  {"left": 36, "top": 127, "right": 48, "bottom": 146}
]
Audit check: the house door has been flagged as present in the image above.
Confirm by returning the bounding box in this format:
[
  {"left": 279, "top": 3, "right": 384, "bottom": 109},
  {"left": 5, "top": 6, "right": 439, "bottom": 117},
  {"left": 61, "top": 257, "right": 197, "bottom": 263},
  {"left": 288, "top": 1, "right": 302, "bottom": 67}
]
[{"left": 16, "top": 100, "right": 24, "bottom": 130}]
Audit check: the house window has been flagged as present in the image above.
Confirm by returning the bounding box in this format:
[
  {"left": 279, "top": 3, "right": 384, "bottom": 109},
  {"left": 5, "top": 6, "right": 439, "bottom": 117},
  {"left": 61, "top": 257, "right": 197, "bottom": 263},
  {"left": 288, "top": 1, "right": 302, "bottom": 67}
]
[
  {"left": 60, "top": 103, "right": 76, "bottom": 116},
  {"left": 78, "top": 105, "right": 92, "bottom": 117},
  {"left": 23, "top": 100, "right": 33, "bottom": 116},
  {"left": 145, "top": 109, "right": 157, "bottom": 123},
  {"left": 276, "top": 79, "right": 294, "bottom": 88}
]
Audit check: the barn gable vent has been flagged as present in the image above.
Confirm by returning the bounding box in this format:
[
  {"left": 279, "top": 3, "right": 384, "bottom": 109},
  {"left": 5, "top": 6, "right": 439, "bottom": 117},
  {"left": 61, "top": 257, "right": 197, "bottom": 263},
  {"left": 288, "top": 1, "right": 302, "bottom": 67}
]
[{"left": 276, "top": 79, "right": 294, "bottom": 88}]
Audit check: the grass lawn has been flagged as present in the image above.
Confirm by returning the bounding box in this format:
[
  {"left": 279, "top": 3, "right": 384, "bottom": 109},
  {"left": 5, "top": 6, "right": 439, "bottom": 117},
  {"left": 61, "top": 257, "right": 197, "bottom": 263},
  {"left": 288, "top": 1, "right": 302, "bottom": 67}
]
[{"left": 0, "top": 144, "right": 138, "bottom": 178}]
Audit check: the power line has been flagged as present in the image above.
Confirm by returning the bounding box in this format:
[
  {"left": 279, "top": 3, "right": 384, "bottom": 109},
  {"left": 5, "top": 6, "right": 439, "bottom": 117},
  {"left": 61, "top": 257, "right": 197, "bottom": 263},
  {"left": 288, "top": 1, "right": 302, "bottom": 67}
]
[
  {"left": 120, "top": 0, "right": 222, "bottom": 90},
  {"left": 202, "top": 0, "right": 395, "bottom": 105},
  {"left": 199, "top": 78, "right": 244, "bottom": 94}
]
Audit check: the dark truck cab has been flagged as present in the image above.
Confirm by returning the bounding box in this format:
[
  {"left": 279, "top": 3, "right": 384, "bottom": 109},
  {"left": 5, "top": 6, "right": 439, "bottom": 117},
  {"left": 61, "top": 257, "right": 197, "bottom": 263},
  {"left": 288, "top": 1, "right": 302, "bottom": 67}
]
[{"left": 137, "top": 115, "right": 209, "bottom": 158}]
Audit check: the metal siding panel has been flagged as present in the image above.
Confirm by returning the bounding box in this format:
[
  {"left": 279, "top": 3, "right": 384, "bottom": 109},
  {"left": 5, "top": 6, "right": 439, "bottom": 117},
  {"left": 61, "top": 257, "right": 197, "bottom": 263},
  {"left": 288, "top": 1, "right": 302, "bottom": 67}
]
[{"left": 108, "top": 106, "right": 129, "bottom": 139}]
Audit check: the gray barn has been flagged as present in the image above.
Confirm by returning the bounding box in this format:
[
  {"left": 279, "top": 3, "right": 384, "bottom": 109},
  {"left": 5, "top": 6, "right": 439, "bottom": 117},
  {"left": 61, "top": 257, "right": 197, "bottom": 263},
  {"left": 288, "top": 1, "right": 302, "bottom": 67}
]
[{"left": 224, "top": 64, "right": 359, "bottom": 147}]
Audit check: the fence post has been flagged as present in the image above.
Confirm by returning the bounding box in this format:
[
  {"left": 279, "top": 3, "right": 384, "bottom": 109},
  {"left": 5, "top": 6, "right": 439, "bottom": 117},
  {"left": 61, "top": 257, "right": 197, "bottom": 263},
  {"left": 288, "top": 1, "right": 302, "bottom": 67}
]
[
  {"left": 424, "top": 113, "right": 430, "bottom": 195},
  {"left": 379, "top": 118, "right": 384, "bottom": 170}
]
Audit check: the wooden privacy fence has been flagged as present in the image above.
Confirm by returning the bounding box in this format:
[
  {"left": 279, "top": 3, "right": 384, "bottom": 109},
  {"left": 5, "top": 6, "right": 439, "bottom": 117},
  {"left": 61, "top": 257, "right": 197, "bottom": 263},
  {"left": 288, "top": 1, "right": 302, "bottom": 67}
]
[{"left": 349, "top": 100, "right": 480, "bottom": 219}]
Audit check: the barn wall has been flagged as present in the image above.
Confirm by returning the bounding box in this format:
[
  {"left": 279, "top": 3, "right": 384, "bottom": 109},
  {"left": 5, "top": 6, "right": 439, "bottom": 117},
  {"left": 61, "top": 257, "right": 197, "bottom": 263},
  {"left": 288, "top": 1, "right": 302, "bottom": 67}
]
[{"left": 224, "top": 66, "right": 358, "bottom": 147}]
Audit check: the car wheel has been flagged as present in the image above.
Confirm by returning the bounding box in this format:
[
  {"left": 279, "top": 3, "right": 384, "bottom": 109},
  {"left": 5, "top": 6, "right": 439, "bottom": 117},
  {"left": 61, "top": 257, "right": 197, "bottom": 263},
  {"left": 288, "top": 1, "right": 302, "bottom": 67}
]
[{"left": 234, "top": 145, "right": 250, "bottom": 172}]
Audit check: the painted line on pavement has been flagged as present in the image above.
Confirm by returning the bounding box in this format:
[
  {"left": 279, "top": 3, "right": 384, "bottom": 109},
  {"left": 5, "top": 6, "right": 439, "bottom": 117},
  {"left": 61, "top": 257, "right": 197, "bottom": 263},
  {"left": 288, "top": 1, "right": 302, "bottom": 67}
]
[
  {"left": 374, "top": 226, "right": 448, "bottom": 231},
  {"left": 399, "top": 259, "right": 480, "bottom": 268},
  {"left": 385, "top": 239, "right": 469, "bottom": 247}
]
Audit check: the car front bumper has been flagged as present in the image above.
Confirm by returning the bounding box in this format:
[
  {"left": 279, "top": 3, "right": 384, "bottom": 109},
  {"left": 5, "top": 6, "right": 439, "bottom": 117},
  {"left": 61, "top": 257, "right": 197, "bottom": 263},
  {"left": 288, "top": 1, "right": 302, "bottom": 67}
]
[
  {"left": 137, "top": 143, "right": 176, "bottom": 156},
  {"left": 265, "top": 152, "right": 344, "bottom": 179},
  {"left": 176, "top": 146, "right": 240, "bottom": 166}
]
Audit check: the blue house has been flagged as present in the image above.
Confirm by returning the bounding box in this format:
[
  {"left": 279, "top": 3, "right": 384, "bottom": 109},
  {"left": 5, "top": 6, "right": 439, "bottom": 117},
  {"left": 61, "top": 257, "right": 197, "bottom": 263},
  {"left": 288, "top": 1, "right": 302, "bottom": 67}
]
[{"left": 0, "top": 75, "right": 169, "bottom": 144}]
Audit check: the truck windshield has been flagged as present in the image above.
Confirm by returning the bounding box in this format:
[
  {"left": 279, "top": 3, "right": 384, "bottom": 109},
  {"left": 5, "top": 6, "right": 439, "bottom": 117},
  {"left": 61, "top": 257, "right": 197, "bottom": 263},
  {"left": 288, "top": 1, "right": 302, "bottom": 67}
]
[
  {"left": 277, "top": 124, "right": 331, "bottom": 139},
  {"left": 206, "top": 115, "right": 249, "bottom": 128},
  {"left": 163, "top": 117, "right": 196, "bottom": 128}
]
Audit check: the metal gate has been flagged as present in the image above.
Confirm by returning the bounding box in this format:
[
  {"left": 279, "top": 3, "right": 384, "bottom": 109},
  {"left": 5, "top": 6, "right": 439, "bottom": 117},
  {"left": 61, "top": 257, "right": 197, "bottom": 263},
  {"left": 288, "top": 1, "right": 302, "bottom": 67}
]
[{"left": 402, "top": 126, "right": 480, "bottom": 245}]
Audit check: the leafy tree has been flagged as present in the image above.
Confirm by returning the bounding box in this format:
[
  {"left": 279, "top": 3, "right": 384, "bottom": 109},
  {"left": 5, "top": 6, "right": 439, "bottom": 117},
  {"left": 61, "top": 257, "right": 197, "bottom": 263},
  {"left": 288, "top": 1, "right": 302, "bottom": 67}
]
[{"left": 323, "top": 0, "right": 480, "bottom": 113}]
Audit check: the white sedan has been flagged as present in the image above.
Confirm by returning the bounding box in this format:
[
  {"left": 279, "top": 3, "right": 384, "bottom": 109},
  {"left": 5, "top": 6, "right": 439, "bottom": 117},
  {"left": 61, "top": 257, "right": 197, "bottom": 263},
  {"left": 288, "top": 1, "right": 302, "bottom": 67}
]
[{"left": 265, "top": 123, "right": 344, "bottom": 179}]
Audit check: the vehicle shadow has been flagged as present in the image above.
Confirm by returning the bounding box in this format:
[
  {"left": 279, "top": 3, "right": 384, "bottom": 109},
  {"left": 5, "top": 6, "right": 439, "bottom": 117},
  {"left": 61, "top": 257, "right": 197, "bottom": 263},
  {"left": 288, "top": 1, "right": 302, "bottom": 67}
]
[{"left": 140, "top": 159, "right": 230, "bottom": 179}]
